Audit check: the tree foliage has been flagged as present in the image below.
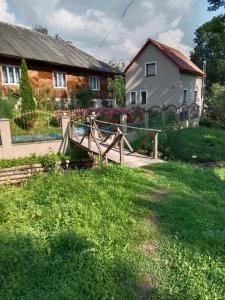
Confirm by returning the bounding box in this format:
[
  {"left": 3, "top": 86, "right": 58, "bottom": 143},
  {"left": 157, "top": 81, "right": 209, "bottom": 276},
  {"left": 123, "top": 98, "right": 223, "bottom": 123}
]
[
  {"left": 108, "top": 59, "right": 126, "bottom": 72},
  {"left": 75, "top": 88, "right": 95, "bottom": 108},
  {"left": 32, "top": 24, "right": 48, "bottom": 35},
  {"left": 20, "top": 58, "right": 35, "bottom": 113},
  {"left": 107, "top": 59, "right": 126, "bottom": 107},
  {"left": 190, "top": 14, "right": 225, "bottom": 89},
  {"left": 208, "top": 0, "right": 225, "bottom": 11},
  {"left": 107, "top": 76, "right": 126, "bottom": 107},
  {"left": 209, "top": 83, "right": 225, "bottom": 121}
]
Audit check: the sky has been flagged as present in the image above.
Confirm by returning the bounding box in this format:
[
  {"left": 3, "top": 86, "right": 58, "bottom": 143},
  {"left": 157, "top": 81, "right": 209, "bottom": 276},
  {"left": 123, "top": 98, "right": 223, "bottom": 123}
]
[{"left": 0, "top": 0, "right": 223, "bottom": 63}]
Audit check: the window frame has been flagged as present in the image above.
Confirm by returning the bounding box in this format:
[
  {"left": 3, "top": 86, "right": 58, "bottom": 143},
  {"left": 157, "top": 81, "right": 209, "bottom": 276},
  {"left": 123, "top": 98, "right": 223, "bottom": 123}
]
[
  {"left": 2, "top": 65, "right": 20, "bottom": 85},
  {"left": 194, "top": 90, "right": 198, "bottom": 103},
  {"left": 140, "top": 90, "right": 148, "bottom": 104},
  {"left": 89, "top": 76, "right": 100, "bottom": 91},
  {"left": 130, "top": 91, "right": 137, "bottom": 104},
  {"left": 53, "top": 71, "right": 67, "bottom": 88},
  {"left": 183, "top": 89, "right": 188, "bottom": 104},
  {"left": 145, "top": 62, "right": 157, "bottom": 77}
]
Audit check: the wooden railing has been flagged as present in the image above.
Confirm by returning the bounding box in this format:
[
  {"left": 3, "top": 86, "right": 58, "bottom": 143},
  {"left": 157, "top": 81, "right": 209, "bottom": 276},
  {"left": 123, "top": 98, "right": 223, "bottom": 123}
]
[
  {"left": 69, "top": 118, "right": 161, "bottom": 164},
  {"left": 95, "top": 119, "right": 161, "bottom": 160}
]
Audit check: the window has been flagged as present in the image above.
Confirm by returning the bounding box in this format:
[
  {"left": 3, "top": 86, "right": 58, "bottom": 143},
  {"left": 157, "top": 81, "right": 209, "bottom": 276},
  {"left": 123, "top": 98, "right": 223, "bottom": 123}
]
[
  {"left": 145, "top": 62, "right": 157, "bottom": 77},
  {"left": 53, "top": 72, "right": 66, "bottom": 88},
  {"left": 90, "top": 76, "right": 100, "bottom": 91},
  {"left": 194, "top": 90, "right": 198, "bottom": 103},
  {"left": 183, "top": 89, "right": 188, "bottom": 104},
  {"left": 2, "top": 65, "right": 20, "bottom": 84},
  {"left": 130, "top": 91, "right": 137, "bottom": 104},
  {"left": 140, "top": 90, "right": 147, "bottom": 104}
]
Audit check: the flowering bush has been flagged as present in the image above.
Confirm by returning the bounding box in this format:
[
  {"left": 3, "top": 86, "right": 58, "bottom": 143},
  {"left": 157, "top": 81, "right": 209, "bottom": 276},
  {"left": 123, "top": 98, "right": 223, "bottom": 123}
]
[{"left": 54, "top": 108, "right": 128, "bottom": 124}]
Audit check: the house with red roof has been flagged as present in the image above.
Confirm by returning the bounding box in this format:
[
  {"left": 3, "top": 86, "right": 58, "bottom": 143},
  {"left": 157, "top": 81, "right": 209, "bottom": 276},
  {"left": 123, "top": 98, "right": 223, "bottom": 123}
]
[{"left": 124, "top": 39, "right": 205, "bottom": 111}]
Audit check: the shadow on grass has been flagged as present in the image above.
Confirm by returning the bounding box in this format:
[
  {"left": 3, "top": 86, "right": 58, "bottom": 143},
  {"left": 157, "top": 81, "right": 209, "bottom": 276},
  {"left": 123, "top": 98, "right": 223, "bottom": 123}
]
[
  {"left": 137, "top": 163, "right": 225, "bottom": 257},
  {"left": 0, "top": 231, "right": 141, "bottom": 300}
]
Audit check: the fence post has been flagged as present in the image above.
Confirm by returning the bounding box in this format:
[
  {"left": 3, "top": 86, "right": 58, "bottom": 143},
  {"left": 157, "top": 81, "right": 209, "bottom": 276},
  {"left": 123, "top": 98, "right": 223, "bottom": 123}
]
[
  {"left": 153, "top": 132, "right": 159, "bottom": 160},
  {"left": 0, "top": 119, "right": 12, "bottom": 159},
  {"left": 144, "top": 110, "right": 149, "bottom": 128},
  {"left": 61, "top": 114, "right": 71, "bottom": 153},
  {"left": 119, "top": 134, "right": 124, "bottom": 164},
  {"left": 120, "top": 113, "right": 127, "bottom": 133}
]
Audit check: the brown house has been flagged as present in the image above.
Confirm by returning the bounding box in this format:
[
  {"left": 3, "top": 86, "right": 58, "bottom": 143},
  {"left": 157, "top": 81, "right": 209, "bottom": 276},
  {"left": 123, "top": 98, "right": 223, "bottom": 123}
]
[{"left": 0, "top": 21, "right": 118, "bottom": 108}]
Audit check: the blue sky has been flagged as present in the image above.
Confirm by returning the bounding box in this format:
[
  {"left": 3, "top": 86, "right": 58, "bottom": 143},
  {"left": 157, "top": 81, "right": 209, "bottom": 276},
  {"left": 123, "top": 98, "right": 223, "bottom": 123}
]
[{"left": 0, "top": 0, "right": 223, "bottom": 62}]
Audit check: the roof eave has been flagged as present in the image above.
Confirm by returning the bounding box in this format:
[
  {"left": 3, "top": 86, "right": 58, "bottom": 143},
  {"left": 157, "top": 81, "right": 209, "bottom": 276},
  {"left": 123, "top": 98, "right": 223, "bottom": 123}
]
[
  {"left": 180, "top": 68, "right": 206, "bottom": 77},
  {"left": 0, "top": 53, "right": 119, "bottom": 75}
]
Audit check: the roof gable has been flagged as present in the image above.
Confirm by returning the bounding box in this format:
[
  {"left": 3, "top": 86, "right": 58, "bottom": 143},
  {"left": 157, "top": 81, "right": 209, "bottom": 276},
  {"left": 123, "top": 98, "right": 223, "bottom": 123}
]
[
  {"left": 124, "top": 38, "right": 205, "bottom": 77},
  {"left": 0, "top": 21, "right": 118, "bottom": 74}
]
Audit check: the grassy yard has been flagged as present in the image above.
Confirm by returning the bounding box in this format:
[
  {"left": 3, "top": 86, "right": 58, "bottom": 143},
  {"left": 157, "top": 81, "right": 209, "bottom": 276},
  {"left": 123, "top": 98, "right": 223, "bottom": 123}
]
[
  {"left": 0, "top": 163, "right": 224, "bottom": 299},
  {"left": 161, "top": 127, "right": 225, "bottom": 163},
  {"left": 130, "top": 127, "right": 225, "bottom": 163}
]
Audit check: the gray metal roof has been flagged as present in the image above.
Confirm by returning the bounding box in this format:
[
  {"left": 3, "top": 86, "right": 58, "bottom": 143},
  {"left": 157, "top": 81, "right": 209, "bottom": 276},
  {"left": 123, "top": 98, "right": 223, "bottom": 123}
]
[{"left": 0, "top": 21, "right": 117, "bottom": 74}]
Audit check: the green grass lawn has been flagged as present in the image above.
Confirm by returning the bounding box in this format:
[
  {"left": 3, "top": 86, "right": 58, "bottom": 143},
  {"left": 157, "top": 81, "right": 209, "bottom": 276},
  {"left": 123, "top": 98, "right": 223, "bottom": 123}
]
[
  {"left": 161, "top": 127, "right": 225, "bottom": 163},
  {"left": 10, "top": 114, "right": 61, "bottom": 136},
  {"left": 0, "top": 163, "right": 225, "bottom": 299},
  {"left": 130, "top": 127, "right": 225, "bottom": 163}
]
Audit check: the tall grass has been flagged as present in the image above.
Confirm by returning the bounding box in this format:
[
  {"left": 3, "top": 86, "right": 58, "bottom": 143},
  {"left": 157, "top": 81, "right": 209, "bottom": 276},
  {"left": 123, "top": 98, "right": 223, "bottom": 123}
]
[{"left": 0, "top": 93, "right": 17, "bottom": 119}]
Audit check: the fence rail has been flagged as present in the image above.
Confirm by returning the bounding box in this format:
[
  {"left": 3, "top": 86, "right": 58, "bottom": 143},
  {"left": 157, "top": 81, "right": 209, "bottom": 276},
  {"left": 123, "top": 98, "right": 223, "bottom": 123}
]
[{"left": 70, "top": 114, "right": 160, "bottom": 163}]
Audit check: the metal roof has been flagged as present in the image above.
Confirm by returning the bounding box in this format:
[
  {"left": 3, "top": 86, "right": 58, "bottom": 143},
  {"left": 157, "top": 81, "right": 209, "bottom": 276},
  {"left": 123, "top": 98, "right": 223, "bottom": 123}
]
[{"left": 0, "top": 21, "right": 117, "bottom": 74}]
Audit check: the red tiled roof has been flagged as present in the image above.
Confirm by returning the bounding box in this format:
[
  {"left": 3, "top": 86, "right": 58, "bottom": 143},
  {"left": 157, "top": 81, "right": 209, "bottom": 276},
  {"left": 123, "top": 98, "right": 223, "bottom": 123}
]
[{"left": 124, "top": 38, "right": 205, "bottom": 77}]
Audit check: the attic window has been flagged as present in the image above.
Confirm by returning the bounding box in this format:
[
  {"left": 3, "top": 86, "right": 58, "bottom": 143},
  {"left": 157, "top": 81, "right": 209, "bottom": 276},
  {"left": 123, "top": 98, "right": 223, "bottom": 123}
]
[
  {"left": 145, "top": 62, "right": 157, "bottom": 77},
  {"left": 2, "top": 65, "right": 20, "bottom": 85}
]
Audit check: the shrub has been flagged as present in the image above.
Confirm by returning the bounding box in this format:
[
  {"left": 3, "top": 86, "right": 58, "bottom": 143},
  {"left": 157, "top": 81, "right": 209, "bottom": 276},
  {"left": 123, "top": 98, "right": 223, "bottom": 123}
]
[
  {"left": 107, "top": 75, "right": 126, "bottom": 107},
  {"left": 159, "top": 127, "right": 225, "bottom": 162},
  {"left": 0, "top": 153, "right": 69, "bottom": 169},
  {"left": 75, "top": 88, "right": 95, "bottom": 108},
  {"left": 200, "top": 117, "right": 225, "bottom": 130},
  {"left": 35, "top": 87, "right": 53, "bottom": 111},
  {"left": 0, "top": 95, "right": 17, "bottom": 119},
  {"left": 20, "top": 58, "right": 36, "bottom": 113},
  {"left": 208, "top": 83, "right": 225, "bottom": 121}
]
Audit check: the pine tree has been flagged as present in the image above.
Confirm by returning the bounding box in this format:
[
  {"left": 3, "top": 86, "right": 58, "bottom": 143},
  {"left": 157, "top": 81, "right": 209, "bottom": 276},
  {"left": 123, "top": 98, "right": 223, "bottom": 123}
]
[{"left": 20, "top": 58, "right": 35, "bottom": 112}]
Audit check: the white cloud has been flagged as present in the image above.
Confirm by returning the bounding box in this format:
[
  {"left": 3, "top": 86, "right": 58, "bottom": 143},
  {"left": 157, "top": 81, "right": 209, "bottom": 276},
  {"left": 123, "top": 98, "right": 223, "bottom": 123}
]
[
  {"left": 0, "top": 0, "right": 16, "bottom": 23},
  {"left": 166, "top": 0, "right": 195, "bottom": 11},
  {"left": 3, "top": 0, "right": 197, "bottom": 62},
  {"left": 158, "top": 28, "right": 193, "bottom": 57}
]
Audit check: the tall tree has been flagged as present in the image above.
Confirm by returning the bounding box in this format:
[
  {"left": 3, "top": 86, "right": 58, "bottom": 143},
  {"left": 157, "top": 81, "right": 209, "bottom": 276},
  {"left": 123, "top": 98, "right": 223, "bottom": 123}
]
[
  {"left": 208, "top": 0, "right": 225, "bottom": 11},
  {"left": 32, "top": 24, "right": 48, "bottom": 35},
  {"left": 20, "top": 58, "right": 35, "bottom": 112},
  {"left": 191, "top": 14, "right": 225, "bottom": 89},
  {"left": 107, "top": 59, "right": 126, "bottom": 107}
]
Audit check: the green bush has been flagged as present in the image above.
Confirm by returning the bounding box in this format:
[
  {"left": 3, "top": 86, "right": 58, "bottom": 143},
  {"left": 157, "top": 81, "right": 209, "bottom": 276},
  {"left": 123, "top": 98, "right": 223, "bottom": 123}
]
[
  {"left": 20, "top": 58, "right": 36, "bottom": 113},
  {"left": 0, "top": 153, "right": 69, "bottom": 169},
  {"left": 75, "top": 88, "right": 95, "bottom": 108},
  {"left": 200, "top": 117, "right": 225, "bottom": 130},
  {"left": 160, "top": 127, "right": 225, "bottom": 162},
  {"left": 0, "top": 95, "right": 17, "bottom": 119}
]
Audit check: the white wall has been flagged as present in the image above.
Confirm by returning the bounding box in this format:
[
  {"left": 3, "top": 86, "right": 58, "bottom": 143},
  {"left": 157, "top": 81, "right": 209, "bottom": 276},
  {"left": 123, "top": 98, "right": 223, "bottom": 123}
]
[
  {"left": 180, "top": 73, "right": 204, "bottom": 108},
  {"left": 125, "top": 43, "right": 204, "bottom": 109},
  {"left": 126, "top": 43, "right": 181, "bottom": 109}
]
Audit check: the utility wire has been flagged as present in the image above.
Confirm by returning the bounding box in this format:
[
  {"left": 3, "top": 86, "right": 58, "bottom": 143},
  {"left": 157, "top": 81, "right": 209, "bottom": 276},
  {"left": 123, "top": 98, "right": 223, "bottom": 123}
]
[{"left": 95, "top": 0, "right": 136, "bottom": 53}]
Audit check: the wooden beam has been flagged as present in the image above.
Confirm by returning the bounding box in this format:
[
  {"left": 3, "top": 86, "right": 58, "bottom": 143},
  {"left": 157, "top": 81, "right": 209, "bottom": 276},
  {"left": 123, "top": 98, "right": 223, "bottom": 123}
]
[
  {"left": 117, "top": 127, "right": 133, "bottom": 152},
  {"left": 119, "top": 135, "right": 124, "bottom": 164},
  {"left": 103, "top": 134, "right": 122, "bottom": 156},
  {"left": 153, "top": 132, "right": 159, "bottom": 160}
]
